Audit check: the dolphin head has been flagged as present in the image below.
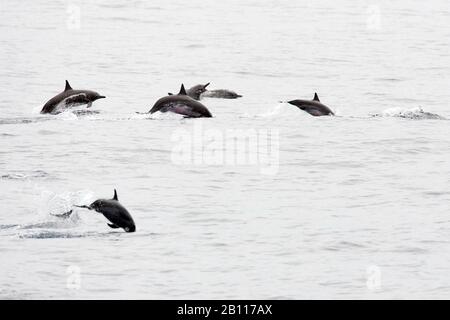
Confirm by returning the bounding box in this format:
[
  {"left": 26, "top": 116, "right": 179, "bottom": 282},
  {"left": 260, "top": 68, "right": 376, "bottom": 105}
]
[
  {"left": 88, "top": 189, "right": 118, "bottom": 212},
  {"left": 287, "top": 100, "right": 307, "bottom": 110},
  {"left": 87, "top": 199, "right": 106, "bottom": 212},
  {"left": 86, "top": 90, "right": 106, "bottom": 102},
  {"left": 187, "top": 83, "right": 210, "bottom": 100}
]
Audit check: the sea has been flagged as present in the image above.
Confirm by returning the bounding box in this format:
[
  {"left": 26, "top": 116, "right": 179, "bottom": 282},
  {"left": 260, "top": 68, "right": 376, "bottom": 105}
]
[{"left": 0, "top": 0, "right": 449, "bottom": 299}]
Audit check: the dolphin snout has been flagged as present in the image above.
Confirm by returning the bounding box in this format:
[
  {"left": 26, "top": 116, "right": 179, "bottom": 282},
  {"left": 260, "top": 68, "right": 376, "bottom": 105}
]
[
  {"left": 97, "top": 95, "right": 106, "bottom": 99},
  {"left": 74, "top": 205, "right": 93, "bottom": 210}
]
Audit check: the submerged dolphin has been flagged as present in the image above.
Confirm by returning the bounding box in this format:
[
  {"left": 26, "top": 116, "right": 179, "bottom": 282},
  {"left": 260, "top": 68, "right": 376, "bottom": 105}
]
[
  {"left": 151, "top": 84, "right": 213, "bottom": 118},
  {"left": 40, "top": 80, "right": 105, "bottom": 114},
  {"left": 168, "top": 83, "right": 210, "bottom": 100},
  {"left": 287, "top": 93, "right": 334, "bottom": 116},
  {"left": 76, "top": 189, "right": 136, "bottom": 232},
  {"left": 201, "top": 89, "right": 242, "bottom": 99}
]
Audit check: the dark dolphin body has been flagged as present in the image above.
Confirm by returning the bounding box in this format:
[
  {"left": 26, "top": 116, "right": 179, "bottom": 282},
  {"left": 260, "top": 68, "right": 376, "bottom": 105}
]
[
  {"left": 40, "top": 80, "right": 105, "bottom": 114},
  {"left": 287, "top": 93, "right": 334, "bottom": 116},
  {"left": 77, "top": 189, "right": 136, "bottom": 232},
  {"left": 201, "top": 89, "right": 242, "bottom": 99},
  {"left": 152, "top": 84, "right": 213, "bottom": 118}
]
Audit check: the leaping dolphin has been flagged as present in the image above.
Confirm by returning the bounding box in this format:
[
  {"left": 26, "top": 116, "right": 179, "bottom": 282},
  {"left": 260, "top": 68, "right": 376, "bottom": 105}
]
[
  {"left": 76, "top": 189, "right": 136, "bottom": 232},
  {"left": 287, "top": 93, "right": 334, "bottom": 116},
  {"left": 40, "top": 80, "right": 105, "bottom": 114},
  {"left": 151, "top": 84, "right": 213, "bottom": 118}
]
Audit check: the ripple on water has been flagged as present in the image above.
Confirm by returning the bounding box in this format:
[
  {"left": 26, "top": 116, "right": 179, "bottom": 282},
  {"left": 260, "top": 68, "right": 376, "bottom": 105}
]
[
  {"left": 371, "top": 107, "right": 446, "bottom": 120},
  {"left": 1, "top": 170, "right": 50, "bottom": 180},
  {"left": 19, "top": 231, "right": 86, "bottom": 239}
]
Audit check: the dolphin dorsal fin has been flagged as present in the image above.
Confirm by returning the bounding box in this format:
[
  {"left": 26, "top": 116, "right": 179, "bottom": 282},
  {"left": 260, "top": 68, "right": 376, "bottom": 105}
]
[
  {"left": 113, "top": 189, "right": 118, "bottom": 201},
  {"left": 168, "top": 92, "right": 173, "bottom": 96},
  {"left": 178, "top": 84, "right": 187, "bottom": 95},
  {"left": 64, "top": 80, "right": 72, "bottom": 91},
  {"left": 313, "top": 93, "right": 320, "bottom": 102}
]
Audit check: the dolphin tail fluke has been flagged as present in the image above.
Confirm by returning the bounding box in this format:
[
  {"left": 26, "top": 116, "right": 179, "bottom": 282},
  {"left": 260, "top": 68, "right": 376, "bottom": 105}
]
[{"left": 50, "top": 210, "right": 73, "bottom": 218}]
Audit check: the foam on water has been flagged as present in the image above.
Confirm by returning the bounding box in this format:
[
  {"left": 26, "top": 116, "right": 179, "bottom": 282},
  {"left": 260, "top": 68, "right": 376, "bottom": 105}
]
[{"left": 373, "top": 107, "right": 445, "bottom": 120}]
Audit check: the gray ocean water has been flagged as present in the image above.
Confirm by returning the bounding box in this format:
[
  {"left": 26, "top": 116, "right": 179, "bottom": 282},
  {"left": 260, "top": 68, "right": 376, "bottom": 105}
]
[{"left": 1, "top": 0, "right": 450, "bottom": 299}]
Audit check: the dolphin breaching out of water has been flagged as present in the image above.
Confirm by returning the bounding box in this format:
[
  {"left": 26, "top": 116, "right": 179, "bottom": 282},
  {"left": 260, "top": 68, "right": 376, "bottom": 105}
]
[
  {"left": 287, "top": 93, "right": 334, "bottom": 116},
  {"left": 40, "top": 80, "right": 105, "bottom": 114},
  {"left": 151, "top": 84, "right": 213, "bottom": 118},
  {"left": 75, "top": 189, "right": 136, "bottom": 232}
]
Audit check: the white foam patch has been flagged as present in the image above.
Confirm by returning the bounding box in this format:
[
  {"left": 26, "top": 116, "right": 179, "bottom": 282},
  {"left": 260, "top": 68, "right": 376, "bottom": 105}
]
[
  {"left": 31, "top": 104, "right": 43, "bottom": 114},
  {"left": 54, "top": 111, "right": 78, "bottom": 120},
  {"left": 379, "top": 107, "right": 444, "bottom": 120},
  {"left": 257, "top": 103, "right": 287, "bottom": 118},
  {"left": 38, "top": 189, "right": 95, "bottom": 219}
]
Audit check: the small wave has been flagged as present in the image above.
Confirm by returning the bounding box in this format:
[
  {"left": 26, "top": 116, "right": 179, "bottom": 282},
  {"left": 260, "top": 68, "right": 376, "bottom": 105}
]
[
  {"left": 72, "top": 110, "right": 101, "bottom": 117},
  {"left": 1, "top": 170, "right": 50, "bottom": 180},
  {"left": 0, "top": 224, "right": 19, "bottom": 230},
  {"left": 19, "top": 230, "right": 136, "bottom": 239},
  {"left": 372, "top": 107, "right": 445, "bottom": 120},
  {"left": 19, "top": 231, "right": 86, "bottom": 239},
  {"left": 18, "top": 217, "right": 79, "bottom": 230},
  {"left": 257, "top": 103, "right": 286, "bottom": 118},
  {"left": 375, "top": 77, "right": 404, "bottom": 82},
  {"left": 183, "top": 44, "right": 205, "bottom": 49},
  {"left": 0, "top": 117, "right": 36, "bottom": 125}
]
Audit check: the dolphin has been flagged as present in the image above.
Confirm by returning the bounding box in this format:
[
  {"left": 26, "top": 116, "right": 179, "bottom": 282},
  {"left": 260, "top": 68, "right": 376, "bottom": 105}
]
[
  {"left": 76, "top": 189, "right": 136, "bottom": 232},
  {"left": 287, "top": 93, "right": 334, "bottom": 116},
  {"left": 40, "top": 80, "right": 105, "bottom": 114},
  {"left": 201, "top": 89, "right": 242, "bottom": 99},
  {"left": 151, "top": 84, "right": 213, "bottom": 118},
  {"left": 168, "top": 83, "right": 210, "bottom": 100},
  {"left": 187, "top": 83, "right": 210, "bottom": 100}
]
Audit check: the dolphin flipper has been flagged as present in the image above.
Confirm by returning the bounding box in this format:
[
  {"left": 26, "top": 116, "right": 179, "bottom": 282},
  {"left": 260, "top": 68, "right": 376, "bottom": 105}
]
[{"left": 107, "top": 223, "right": 120, "bottom": 229}]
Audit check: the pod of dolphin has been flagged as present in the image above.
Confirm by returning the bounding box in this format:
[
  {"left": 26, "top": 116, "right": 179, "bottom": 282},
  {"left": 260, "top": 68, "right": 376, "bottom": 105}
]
[
  {"left": 41, "top": 80, "right": 334, "bottom": 232},
  {"left": 40, "top": 80, "right": 333, "bottom": 117}
]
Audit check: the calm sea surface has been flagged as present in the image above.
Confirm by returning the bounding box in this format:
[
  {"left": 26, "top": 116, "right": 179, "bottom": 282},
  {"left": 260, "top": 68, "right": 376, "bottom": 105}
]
[{"left": 0, "top": 0, "right": 449, "bottom": 299}]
